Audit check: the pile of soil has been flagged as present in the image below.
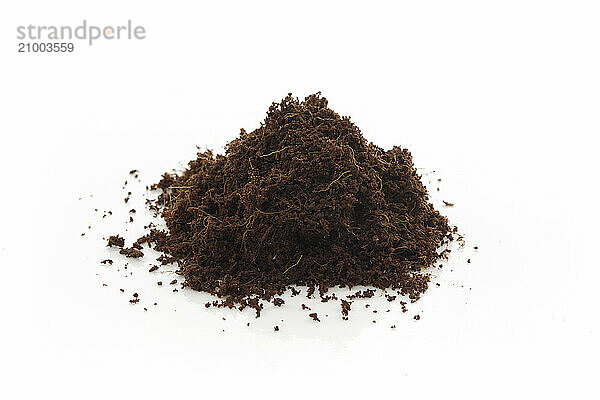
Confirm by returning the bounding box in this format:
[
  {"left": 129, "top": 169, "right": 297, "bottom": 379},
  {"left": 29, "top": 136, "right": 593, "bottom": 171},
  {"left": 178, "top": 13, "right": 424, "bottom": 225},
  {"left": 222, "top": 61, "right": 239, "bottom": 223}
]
[{"left": 136, "top": 93, "right": 453, "bottom": 316}]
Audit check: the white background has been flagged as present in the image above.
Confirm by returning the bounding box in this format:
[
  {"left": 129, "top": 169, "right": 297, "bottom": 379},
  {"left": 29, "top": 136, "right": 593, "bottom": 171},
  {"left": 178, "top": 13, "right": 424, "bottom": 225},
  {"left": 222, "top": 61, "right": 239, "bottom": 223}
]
[{"left": 1, "top": 1, "right": 599, "bottom": 398}]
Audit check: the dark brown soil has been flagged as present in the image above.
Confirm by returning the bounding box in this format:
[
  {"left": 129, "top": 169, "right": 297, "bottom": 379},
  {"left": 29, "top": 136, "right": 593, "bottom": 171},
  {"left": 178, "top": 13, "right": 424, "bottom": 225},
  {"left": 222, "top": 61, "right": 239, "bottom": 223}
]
[
  {"left": 119, "top": 247, "right": 144, "bottom": 258},
  {"left": 107, "top": 235, "right": 124, "bottom": 248},
  {"left": 115, "top": 93, "right": 454, "bottom": 318},
  {"left": 341, "top": 300, "right": 352, "bottom": 320},
  {"left": 309, "top": 313, "right": 320, "bottom": 322},
  {"left": 347, "top": 289, "right": 376, "bottom": 300}
]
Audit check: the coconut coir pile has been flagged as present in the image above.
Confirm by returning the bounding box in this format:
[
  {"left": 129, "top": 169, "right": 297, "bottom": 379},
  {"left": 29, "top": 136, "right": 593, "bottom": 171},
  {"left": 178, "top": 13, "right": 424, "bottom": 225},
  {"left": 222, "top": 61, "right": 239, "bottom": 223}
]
[{"left": 134, "top": 93, "right": 452, "bottom": 316}]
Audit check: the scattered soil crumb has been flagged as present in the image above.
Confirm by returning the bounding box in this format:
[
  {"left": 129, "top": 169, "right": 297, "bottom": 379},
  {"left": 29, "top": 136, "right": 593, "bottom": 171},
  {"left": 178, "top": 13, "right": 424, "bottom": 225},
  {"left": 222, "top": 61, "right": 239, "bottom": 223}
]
[
  {"left": 107, "top": 235, "right": 125, "bottom": 248},
  {"left": 119, "top": 248, "right": 144, "bottom": 258},
  {"left": 341, "top": 299, "right": 352, "bottom": 320},
  {"left": 347, "top": 289, "right": 375, "bottom": 299}
]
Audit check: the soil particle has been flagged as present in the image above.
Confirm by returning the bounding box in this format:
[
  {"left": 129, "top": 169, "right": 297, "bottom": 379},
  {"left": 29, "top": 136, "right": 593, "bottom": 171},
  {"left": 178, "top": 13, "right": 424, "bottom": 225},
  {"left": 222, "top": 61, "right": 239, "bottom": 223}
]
[
  {"left": 308, "top": 313, "right": 320, "bottom": 322},
  {"left": 443, "top": 201, "right": 454, "bottom": 207},
  {"left": 170, "top": 279, "right": 177, "bottom": 285},
  {"left": 274, "top": 326, "right": 279, "bottom": 331},
  {"left": 273, "top": 298, "right": 285, "bottom": 307},
  {"left": 320, "top": 294, "right": 338, "bottom": 302},
  {"left": 119, "top": 248, "right": 144, "bottom": 258},
  {"left": 413, "top": 314, "right": 420, "bottom": 320},
  {"left": 347, "top": 289, "right": 375, "bottom": 300},
  {"left": 400, "top": 301, "right": 408, "bottom": 313},
  {"left": 149, "top": 266, "right": 159, "bottom": 273},
  {"left": 107, "top": 235, "right": 125, "bottom": 248},
  {"left": 157, "top": 254, "right": 176, "bottom": 265},
  {"left": 341, "top": 299, "right": 352, "bottom": 320},
  {"left": 100, "top": 259, "right": 113, "bottom": 265}
]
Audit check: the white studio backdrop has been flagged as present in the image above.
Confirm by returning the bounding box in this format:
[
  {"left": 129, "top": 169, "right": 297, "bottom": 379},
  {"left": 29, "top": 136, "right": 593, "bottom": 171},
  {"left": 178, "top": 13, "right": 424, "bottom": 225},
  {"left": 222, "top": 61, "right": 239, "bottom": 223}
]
[{"left": 1, "top": 1, "right": 598, "bottom": 399}]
